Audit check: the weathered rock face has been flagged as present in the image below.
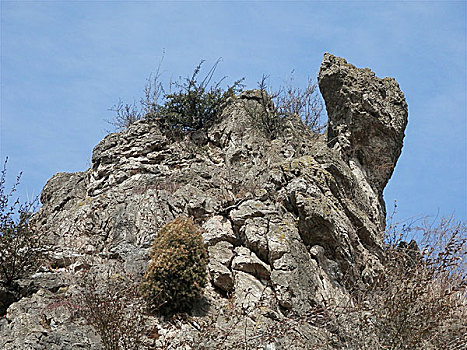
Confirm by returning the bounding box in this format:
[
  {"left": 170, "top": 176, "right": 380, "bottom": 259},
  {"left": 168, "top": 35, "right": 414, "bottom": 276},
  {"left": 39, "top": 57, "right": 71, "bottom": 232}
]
[
  {"left": 0, "top": 54, "right": 407, "bottom": 349},
  {"left": 319, "top": 53, "right": 408, "bottom": 199}
]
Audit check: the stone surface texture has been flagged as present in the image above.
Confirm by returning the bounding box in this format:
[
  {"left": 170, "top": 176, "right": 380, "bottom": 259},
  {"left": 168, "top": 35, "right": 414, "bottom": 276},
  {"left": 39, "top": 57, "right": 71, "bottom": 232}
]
[{"left": 0, "top": 54, "right": 408, "bottom": 349}]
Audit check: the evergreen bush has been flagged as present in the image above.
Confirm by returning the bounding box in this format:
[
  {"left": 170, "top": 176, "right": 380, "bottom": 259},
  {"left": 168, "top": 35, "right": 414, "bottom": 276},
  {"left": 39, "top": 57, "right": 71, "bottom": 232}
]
[
  {"left": 154, "top": 60, "right": 244, "bottom": 133},
  {"left": 140, "top": 217, "right": 207, "bottom": 315},
  {"left": 109, "top": 59, "right": 244, "bottom": 135}
]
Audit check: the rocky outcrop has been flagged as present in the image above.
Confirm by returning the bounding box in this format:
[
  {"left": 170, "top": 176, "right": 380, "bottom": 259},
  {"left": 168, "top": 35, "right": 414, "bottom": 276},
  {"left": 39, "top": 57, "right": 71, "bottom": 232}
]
[
  {"left": 319, "top": 53, "right": 408, "bottom": 198},
  {"left": 0, "top": 54, "right": 407, "bottom": 349}
]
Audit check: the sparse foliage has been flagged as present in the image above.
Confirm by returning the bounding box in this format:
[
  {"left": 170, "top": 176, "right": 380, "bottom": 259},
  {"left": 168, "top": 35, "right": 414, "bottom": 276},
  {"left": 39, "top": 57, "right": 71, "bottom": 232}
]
[
  {"left": 108, "top": 100, "right": 144, "bottom": 131},
  {"left": 275, "top": 74, "right": 325, "bottom": 132},
  {"left": 69, "top": 267, "right": 148, "bottom": 350},
  {"left": 246, "top": 73, "right": 325, "bottom": 139},
  {"left": 140, "top": 217, "right": 207, "bottom": 315},
  {"left": 109, "top": 59, "right": 244, "bottom": 136},
  {"left": 109, "top": 60, "right": 325, "bottom": 139},
  {"left": 246, "top": 75, "right": 284, "bottom": 139},
  {"left": 141, "top": 53, "right": 166, "bottom": 116},
  {"left": 315, "top": 217, "right": 467, "bottom": 349},
  {"left": 0, "top": 158, "right": 40, "bottom": 287}
]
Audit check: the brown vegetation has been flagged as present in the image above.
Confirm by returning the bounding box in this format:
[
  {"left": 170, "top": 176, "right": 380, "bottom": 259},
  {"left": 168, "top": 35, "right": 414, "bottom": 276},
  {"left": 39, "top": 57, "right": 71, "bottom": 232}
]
[
  {"left": 0, "top": 158, "right": 40, "bottom": 288},
  {"left": 314, "top": 217, "right": 467, "bottom": 349},
  {"left": 140, "top": 217, "right": 208, "bottom": 315}
]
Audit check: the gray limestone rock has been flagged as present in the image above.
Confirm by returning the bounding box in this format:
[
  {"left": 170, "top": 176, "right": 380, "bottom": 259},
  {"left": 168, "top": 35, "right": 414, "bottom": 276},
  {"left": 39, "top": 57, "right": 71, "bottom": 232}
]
[
  {"left": 207, "top": 241, "right": 235, "bottom": 292},
  {"left": 202, "top": 215, "right": 237, "bottom": 246},
  {"left": 0, "top": 289, "right": 101, "bottom": 350},
  {"left": 319, "top": 52, "right": 408, "bottom": 196},
  {"left": 231, "top": 246, "right": 271, "bottom": 281},
  {"left": 230, "top": 200, "right": 276, "bottom": 226},
  {"left": 1, "top": 54, "right": 408, "bottom": 349}
]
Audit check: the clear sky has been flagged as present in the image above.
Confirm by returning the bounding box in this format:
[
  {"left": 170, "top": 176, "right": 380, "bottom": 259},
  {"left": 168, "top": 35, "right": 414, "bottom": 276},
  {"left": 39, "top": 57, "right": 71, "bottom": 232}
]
[{"left": 1, "top": 1, "right": 466, "bottom": 225}]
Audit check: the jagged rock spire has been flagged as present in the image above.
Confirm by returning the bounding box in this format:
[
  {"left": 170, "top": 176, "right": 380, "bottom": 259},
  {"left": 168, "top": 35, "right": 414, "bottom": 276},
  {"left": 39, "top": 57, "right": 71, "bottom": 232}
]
[{"left": 319, "top": 53, "right": 408, "bottom": 195}]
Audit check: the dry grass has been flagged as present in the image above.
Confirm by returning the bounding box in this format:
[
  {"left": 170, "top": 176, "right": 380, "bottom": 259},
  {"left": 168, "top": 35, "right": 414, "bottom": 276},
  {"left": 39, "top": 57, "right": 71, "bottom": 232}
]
[{"left": 314, "top": 217, "right": 466, "bottom": 349}]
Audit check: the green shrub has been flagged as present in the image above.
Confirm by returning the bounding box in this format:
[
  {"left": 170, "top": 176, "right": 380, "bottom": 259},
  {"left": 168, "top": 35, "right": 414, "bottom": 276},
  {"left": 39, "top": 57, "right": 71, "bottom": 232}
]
[
  {"left": 109, "top": 59, "right": 244, "bottom": 135},
  {"left": 154, "top": 60, "right": 244, "bottom": 133},
  {"left": 140, "top": 217, "right": 207, "bottom": 315}
]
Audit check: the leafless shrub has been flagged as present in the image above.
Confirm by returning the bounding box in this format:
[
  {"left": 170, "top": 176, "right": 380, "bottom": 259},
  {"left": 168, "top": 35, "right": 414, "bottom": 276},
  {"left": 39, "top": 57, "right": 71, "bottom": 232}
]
[
  {"left": 315, "top": 217, "right": 467, "bottom": 350},
  {"left": 107, "top": 54, "right": 166, "bottom": 132},
  {"left": 68, "top": 266, "right": 149, "bottom": 350},
  {"left": 108, "top": 100, "right": 144, "bottom": 132},
  {"left": 244, "top": 75, "right": 284, "bottom": 139},
  {"left": 246, "top": 74, "right": 325, "bottom": 139},
  {"left": 0, "top": 157, "right": 40, "bottom": 288},
  {"left": 141, "top": 53, "right": 166, "bottom": 116},
  {"left": 274, "top": 73, "right": 325, "bottom": 132}
]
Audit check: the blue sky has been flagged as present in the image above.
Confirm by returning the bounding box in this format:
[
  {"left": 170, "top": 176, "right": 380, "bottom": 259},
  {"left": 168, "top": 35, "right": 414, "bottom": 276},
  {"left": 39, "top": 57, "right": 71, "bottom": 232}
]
[{"left": 1, "top": 1, "right": 466, "bottom": 225}]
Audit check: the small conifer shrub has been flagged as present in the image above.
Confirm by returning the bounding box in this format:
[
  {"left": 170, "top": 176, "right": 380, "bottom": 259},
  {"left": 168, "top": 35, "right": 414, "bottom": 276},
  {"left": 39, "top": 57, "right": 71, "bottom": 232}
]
[
  {"left": 140, "top": 217, "right": 207, "bottom": 315},
  {"left": 109, "top": 59, "right": 244, "bottom": 135},
  {"left": 155, "top": 60, "right": 244, "bottom": 133}
]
